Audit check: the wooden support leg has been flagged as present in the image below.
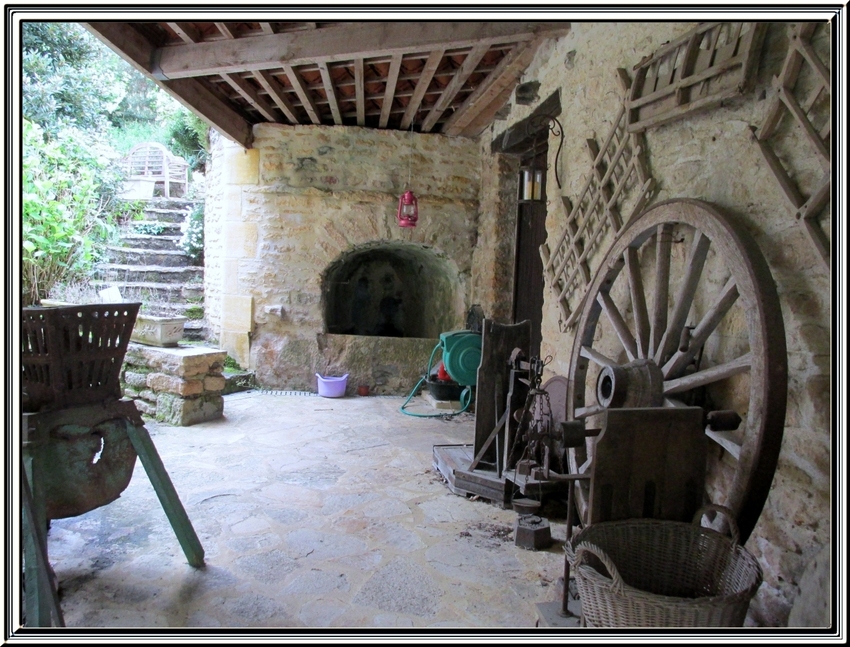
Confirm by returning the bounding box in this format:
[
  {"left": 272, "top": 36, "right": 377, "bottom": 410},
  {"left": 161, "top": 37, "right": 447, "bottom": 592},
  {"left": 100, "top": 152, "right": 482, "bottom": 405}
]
[
  {"left": 124, "top": 423, "right": 205, "bottom": 568},
  {"left": 22, "top": 474, "right": 64, "bottom": 627}
]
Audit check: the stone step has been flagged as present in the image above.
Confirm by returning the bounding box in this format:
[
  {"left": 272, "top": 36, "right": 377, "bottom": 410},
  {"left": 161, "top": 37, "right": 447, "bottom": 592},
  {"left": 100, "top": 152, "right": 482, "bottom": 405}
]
[
  {"left": 143, "top": 197, "right": 197, "bottom": 211},
  {"left": 92, "top": 280, "right": 204, "bottom": 303},
  {"left": 96, "top": 264, "right": 203, "bottom": 284},
  {"left": 125, "top": 220, "right": 184, "bottom": 237},
  {"left": 118, "top": 233, "right": 183, "bottom": 251},
  {"left": 142, "top": 207, "right": 192, "bottom": 223},
  {"left": 106, "top": 246, "right": 193, "bottom": 266},
  {"left": 183, "top": 320, "right": 207, "bottom": 341}
]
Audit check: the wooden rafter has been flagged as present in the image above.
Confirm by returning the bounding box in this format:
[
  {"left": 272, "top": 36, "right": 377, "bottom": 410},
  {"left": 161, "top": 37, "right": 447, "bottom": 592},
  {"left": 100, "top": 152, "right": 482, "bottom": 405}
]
[
  {"left": 214, "top": 22, "right": 235, "bottom": 39},
  {"left": 443, "top": 39, "right": 541, "bottom": 136},
  {"left": 252, "top": 69, "right": 299, "bottom": 123},
  {"left": 168, "top": 22, "right": 200, "bottom": 44},
  {"left": 421, "top": 43, "right": 489, "bottom": 132},
  {"left": 259, "top": 23, "right": 275, "bottom": 35},
  {"left": 400, "top": 48, "right": 444, "bottom": 130},
  {"left": 380, "top": 54, "right": 403, "bottom": 129},
  {"left": 318, "top": 62, "right": 342, "bottom": 125},
  {"left": 283, "top": 64, "right": 322, "bottom": 125},
  {"left": 354, "top": 58, "right": 366, "bottom": 126},
  {"left": 221, "top": 73, "right": 282, "bottom": 123}
]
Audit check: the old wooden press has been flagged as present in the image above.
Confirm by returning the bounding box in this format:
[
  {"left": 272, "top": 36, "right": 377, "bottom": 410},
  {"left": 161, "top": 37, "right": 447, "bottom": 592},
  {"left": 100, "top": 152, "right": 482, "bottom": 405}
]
[{"left": 20, "top": 303, "right": 204, "bottom": 627}]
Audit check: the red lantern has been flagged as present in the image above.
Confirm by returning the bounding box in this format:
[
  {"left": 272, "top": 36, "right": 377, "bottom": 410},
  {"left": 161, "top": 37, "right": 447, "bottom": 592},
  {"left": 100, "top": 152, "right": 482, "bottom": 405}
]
[{"left": 396, "top": 190, "right": 418, "bottom": 228}]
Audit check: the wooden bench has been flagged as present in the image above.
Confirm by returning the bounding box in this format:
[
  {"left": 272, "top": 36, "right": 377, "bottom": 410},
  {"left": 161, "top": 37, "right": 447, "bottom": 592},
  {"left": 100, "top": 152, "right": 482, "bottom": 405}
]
[{"left": 121, "top": 142, "right": 189, "bottom": 198}]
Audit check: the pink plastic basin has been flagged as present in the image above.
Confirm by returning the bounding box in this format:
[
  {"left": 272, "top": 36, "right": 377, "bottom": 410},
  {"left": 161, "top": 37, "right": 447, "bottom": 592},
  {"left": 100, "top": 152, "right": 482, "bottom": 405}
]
[{"left": 316, "top": 373, "right": 349, "bottom": 398}]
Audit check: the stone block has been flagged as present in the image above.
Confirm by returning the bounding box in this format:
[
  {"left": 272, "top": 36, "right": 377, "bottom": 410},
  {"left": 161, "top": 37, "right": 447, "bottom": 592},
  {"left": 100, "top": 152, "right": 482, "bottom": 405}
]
[
  {"left": 123, "top": 371, "right": 149, "bottom": 389},
  {"left": 155, "top": 392, "right": 224, "bottom": 426},
  {"left": 221, "top": 331, "right": 251, "bottom": 369},
  {"left": 222, "top": 295, "right": 254, "bottom": 332},
  {"left": 133, "top": 399, "right": 157, "bottom": 416},
  {"left": 147, "top": 373, "right": 204, "bottom": 397},
  {"left": 223, "top": 147, "right": 259, "bottom": 185},
  {"left": 204, "top": 375, "right": 227, "bottom": 392},
  {"left": 222, "top": 222, "right": 258, "bottom": 259},
  {"left": 223, "top": 259, "right": 240, "bottom": 294}
]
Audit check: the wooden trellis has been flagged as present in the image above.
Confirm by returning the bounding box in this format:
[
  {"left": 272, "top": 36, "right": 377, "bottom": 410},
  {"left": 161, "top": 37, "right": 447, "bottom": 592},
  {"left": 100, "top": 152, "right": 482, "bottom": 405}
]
[
  {"left": 750, "top": 22, "right": 831, "bottom": 269},
  {"left": 540, "top": 74, "right": 656, "bottom": 330},
  {"left": 625, "top": 22, "right": 766, "bottom": 133}
]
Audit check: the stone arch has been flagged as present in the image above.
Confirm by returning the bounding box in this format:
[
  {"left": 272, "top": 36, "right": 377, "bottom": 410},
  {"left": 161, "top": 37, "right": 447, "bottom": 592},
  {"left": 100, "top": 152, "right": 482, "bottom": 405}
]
[{"left": 321, "top": 242, "right": 463, "bottom": 339}]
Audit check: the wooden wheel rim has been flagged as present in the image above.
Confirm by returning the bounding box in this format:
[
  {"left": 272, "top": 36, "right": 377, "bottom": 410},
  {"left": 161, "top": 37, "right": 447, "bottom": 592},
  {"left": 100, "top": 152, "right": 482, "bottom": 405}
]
[{"left": 567, "top": 199, "right": 787, "bottom": 543}]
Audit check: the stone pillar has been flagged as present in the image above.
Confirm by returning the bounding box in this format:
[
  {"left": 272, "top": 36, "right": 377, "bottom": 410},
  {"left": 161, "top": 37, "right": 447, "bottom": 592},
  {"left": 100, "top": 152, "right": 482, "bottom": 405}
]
[{"left": 122, "top": 344, "right": 228, "bottom": 426}]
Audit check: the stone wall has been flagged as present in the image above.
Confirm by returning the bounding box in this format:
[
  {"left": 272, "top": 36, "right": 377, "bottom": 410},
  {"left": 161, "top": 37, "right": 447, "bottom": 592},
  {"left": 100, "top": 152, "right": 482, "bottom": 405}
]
[
  {"left": 205, "top": 124, "right": 486, "bottom": 393},
  {"left": 480, "top": 22, "right": 832, "bottom": 626}
]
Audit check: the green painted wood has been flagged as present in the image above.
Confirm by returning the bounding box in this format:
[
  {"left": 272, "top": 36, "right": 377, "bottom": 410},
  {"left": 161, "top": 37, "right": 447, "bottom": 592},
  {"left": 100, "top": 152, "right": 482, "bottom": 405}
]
[
  {"left": 125, "top": 423, "right": 205, "bottom": 567},
  {"left": 22, "top": 473, "right": 65, "bottom": 627}
]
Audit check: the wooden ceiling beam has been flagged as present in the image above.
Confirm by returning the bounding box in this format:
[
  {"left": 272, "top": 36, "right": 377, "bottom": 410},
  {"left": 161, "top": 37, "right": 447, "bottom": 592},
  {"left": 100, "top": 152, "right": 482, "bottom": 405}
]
[
  {"left": 443, "top": 39, "right": 542, "bottom": 136},
  {"left": 154, "top": 22, "right": 569, "bottom": 79},
  {"left": 215, "top": 22, "right": 236, "bottom": 39},
  {"left": 253, "top": 69, "right": 299, "bottom": 123},
  {"left": 400, "top": 48, "right": 444, "bottom": 130},
  {"left": 283, "top": 64, "right": 322, "bottom": 124},
  {"left": 421, "top": 44, "right": 489, "bottom": 133},
  {"left": 168, "top": 22, "right": 201, "bottom": 44},
  {"left": 379, "top": 53, "right": 403, "bottom": 129},
  {"left": 259, "top": 23, "right": 275, "bottom": 35},
  {"left": 318, "top": 62, "right": 343, "bottom": 125},
  {"left": 83, "top": 22, "right": 253, "bottom": 148},
  {"left": 220, "top": 73, "right": 283, "bottom": 124},
  {"left": 354, "top": 58, "right": 366, "bottom": 126}
]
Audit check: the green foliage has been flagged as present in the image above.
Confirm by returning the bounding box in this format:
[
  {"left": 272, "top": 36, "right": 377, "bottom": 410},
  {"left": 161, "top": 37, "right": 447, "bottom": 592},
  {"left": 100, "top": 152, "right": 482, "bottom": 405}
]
[
  {"left": 184, "top": 305, "right": 205, "bottom": 320},
  {"left": 22, "top": 119, "right": 119, "bottom": 305},
  {"left": 132, "top": 222, "right": 166, "bottom": 236},
  {"left": 111, "top": 199, "right": 147, "bottom": 224},
  {"left": 223, "top": 355, "right": 242, "bottom": 371},
  {"left": 166, "top": 109, "right": 210, "bottom": 174},
  {"left": 179, "top": 202, "right": 205, "bottom": 264}
]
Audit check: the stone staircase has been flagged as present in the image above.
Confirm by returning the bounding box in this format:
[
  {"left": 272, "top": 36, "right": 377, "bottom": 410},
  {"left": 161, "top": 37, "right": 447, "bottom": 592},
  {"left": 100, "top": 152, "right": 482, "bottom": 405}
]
[{"left": 94, "top": 198, "right": 206, "bottom": 341}]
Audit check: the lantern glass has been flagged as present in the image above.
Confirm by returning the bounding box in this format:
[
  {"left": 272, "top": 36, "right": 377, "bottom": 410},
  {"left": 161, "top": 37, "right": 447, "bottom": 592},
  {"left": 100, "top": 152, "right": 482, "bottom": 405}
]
[
  {"left": 533, "top": 170, "right": 543, "bottom": 201},
  {"left": 402, "top": 203, "right": 416, "bottom": 216}
]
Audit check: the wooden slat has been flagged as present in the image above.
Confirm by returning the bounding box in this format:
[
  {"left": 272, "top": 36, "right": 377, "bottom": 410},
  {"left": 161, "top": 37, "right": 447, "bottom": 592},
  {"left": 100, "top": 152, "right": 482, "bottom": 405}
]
[
  {"left": 283, "top": 64, "right": 322, "bottom": 124},
  {"left": 625, "top": 246, "right": 650, "bottom": 358},
  {"left": 421, "top": 43, "right": 490, "bottom": 133},
  {"left": 318, "top": 62, "right": 342, "bottom": 125},
  {"left": 443, "top": 39, "right": 541, "bottom": 136},
  {"left": 580, "top": 345, "right": 617, "bottom": 368},
  {"left": 380, "top": 53, "right": 403, "bottom": 129},
  {"left": 400, "top": 49, "right": 444, "bottom": 130},
  {"left": 354, "top": 58, "right": 366, "bottom": 126},
  {"left": 168, "top": 22, "right": 201, "bottom": 44},
  {"left": 215, "top": 22, "right": 235, "bottom": 39},
  {"left": 154, "top": 22, "right": 569, "bottom": 79},
  {"left": 220, "top": 73, "right": 282, "bottom": 123},
  {"left": 253, "top": 69, "right": 299, "bottom": 123},
  {"left": 259, "top": 23, "right": 275, "bottom": 35},
  {"left": 597, "top": 291, "right": 637, "bottom": 361},
  {"left": 776, "top": 83, "right": 831, "bottom": 161},
  {"left": 649, "top": 223, "right": 672, "bottom": 357},
  {"left": 663, "top": 353, "right": 751, "bottom": 395}
]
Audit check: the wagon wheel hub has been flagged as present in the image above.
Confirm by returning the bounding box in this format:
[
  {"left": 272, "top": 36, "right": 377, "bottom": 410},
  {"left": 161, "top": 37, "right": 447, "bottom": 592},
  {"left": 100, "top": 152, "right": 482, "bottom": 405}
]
[{"left": 595, "top": 358, "right": 664, "bottom": 409}]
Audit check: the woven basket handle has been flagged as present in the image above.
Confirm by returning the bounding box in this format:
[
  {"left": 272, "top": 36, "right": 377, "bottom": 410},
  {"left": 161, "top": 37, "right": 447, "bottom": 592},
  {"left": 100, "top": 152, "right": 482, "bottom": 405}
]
[
  {"left": 573, "top": 542, "right": 626, "bottom": 595},
  {"left": 692, "top": 503, "right": 740, "bottom": 545}
]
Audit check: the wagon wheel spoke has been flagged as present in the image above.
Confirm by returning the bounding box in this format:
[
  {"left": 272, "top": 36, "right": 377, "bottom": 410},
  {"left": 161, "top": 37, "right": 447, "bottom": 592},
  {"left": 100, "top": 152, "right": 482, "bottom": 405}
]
[
  {"left": 653, "top": 231, "right": 711, "bottom": 366},
  {"left": 580, "top": 345, "right": 617, "bottom": 368},
  {"left": 649, "top": 224, "right": 673, "bottom": 356},
  {"left": 625, "top": 247, "right": 651, "bottom": 358},
  {"left": 596, "top": 291, "right": 637, "bottom": 361},
  {"left": 662, "top": 352, "right": 751, "bottom": 395},
  {"left": 662, "top": 277, "right": 740, "bottom": 379}
]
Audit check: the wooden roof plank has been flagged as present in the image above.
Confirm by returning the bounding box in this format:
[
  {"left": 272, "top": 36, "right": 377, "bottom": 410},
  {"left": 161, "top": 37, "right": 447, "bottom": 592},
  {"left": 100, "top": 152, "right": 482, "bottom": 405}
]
[
  {"left": 168, "top": 22, "right": 201, "bottom": 44},
  {"left": 283, "top": 64, "right": 322, "bottom": 124},
  {"left": 421, "top": 43, "right": 490, "bottom": 133},
  {"left": 83, "top": 22, "right": 253, "bottom": 148},
  {"left": 400, "top": 48, "right": 444, "bottom": 130},
  {"left": 380, "top": 53, "right": 403, "bottom": 129},
  {"left": 154, "top": 22, "right": 569, "bottom": 79},
  {"left": 443, "top": 39, "right": 542, "bottom": 136},
  {"left": 354, "top": 58, "right": 366, "bottom": 126},
  {"left": 253, "top": 69, "right": 299, "bottom": 123},
  {"left": 215, "top": 22, "right": 235, "bottom": 39},
  {"left": 318, "top": 61, "right": 343, "bottom": 125},
  {"left": 221, "top": 73, "right": 283, "bottom": 123}
]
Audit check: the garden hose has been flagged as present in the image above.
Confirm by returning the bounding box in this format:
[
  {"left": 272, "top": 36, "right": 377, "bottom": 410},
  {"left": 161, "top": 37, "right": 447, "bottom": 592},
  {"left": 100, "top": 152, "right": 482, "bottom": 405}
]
[{"left": 400, "top": 342, "right": 473, "bottom": 418}]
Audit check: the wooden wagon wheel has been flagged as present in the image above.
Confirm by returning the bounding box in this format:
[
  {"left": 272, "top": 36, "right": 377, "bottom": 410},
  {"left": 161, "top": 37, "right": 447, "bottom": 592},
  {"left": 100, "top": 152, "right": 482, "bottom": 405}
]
[{"left": 567, "top": 199, "right": 787, "bottom": 543}]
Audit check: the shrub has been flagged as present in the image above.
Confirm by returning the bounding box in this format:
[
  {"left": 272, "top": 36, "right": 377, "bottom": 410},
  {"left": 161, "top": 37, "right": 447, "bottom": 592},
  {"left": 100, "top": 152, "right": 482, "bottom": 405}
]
[{"left": 179, "top": 202, "right": 204, "bottom": 264}]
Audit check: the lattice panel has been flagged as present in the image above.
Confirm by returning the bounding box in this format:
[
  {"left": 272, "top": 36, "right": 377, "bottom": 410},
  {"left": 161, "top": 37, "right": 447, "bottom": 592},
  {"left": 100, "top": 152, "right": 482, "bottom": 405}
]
[
  {"left": 540, "top": 85, "right": 656, "bottom": 330},
  {"left": 626, "top": 22, "right": 766, "bottom": 133},
  {"left": 750, "top": 22, "right": 831, "bottom": 269}
]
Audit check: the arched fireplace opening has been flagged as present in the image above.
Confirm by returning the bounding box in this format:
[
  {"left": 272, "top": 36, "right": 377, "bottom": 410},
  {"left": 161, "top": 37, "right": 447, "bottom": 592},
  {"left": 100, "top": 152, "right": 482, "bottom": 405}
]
[{"left": 322, "top": 242, "right": 461, "bottom": 339}]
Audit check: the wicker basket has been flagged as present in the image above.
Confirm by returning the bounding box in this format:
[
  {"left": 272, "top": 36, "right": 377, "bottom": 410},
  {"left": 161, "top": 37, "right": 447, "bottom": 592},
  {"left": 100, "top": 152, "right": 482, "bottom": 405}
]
[
  {"left": 22, "top": 303, "right": 141, "bottom": 411},
  {"left": 566, "top": 505, "right": 763, "bottom": 627}
]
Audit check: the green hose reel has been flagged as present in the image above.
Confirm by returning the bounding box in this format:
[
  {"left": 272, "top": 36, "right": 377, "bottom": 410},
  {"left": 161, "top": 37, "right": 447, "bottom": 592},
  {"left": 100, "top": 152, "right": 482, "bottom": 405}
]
[{"left": 439, "top": 330, "right": 482, "bottom": 386}]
